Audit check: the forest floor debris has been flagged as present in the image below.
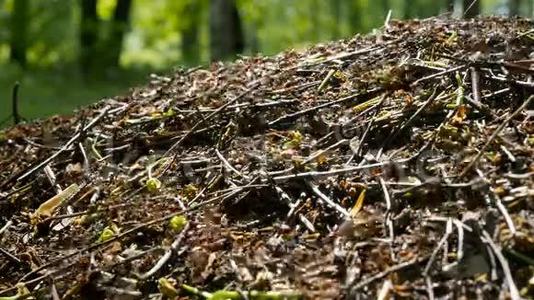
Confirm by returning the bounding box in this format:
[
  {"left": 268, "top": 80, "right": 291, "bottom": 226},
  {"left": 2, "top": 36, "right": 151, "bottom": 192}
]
[{"left": 0, "top": 17, "right": 533, "bottom": 299}]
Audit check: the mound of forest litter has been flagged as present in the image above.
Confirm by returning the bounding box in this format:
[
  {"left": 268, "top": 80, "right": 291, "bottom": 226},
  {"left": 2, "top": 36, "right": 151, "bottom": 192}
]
[{"left": 0, "top": 16, "right": 533, "bottom": 299}]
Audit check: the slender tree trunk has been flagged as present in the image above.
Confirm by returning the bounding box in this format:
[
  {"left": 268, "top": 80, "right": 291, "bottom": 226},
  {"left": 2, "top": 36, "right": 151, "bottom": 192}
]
[
  {"left": 80, "top": 0, "right": 99, "bottom": 75},
  {"left": 463, "top": 0, "right": 480, "bottom": 18},
  {"left": 107, "top": 0, "right": 132, "bottom": 69},
  {"left": 209, "top": 0, "right": 244, "bottom": 61},
  {"left": 10, "top": 0, "right": 28, "bottom": 67},
  {"left": 509, "top": 0, "right": 521, "bottom": 16},
  {"left": 182, "top": 1, "right": 201, "bottom": 64}
]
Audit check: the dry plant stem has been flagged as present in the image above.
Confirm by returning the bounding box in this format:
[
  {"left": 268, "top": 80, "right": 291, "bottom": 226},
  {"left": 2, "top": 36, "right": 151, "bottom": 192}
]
[
  {"left": 452, "top": 219, "right": 466, "bottom": 261},
  {"left": 378, "top": 177, "right": 394, "bottom": 243},
  {"left": 494, "top": 195, "right": 517, "bottom": 235},
  {"left": 306, "top": 181, "right": 350, "bottom": 219},
  {"left": 139, "top": 222, "right": 190, "bottom": 280},
  {"left": 268, "top": 88, "right": 382, "bottom": 126},
  {"left": 410, "top": 64, "right": 467, "bottom": 86},
  {"left": 347, "top": 92, "right": 388, "bottom": 164},
  {"left": 425, "top": 276, "right": 435, "bottom": 300},
  {"left": 423, "top": 218, "right": 453, "bottom": 276},
  {"left": 160, "top": 84, "right": 259, "bottom": 176},
  {"left": 458, "top": 95, "right": 533, "bottom": 179},
  {"left": 17, "top": 105, "right": 111, "bottom": 182},
  {"left": 377, "top": 88, "right": 438, "bottom": 158},
  {"left": 215, "top": 149, "right": 246, "bottom": 178},
  {"left": 470, "top": 67, "right": 482, "bottom": 104},
  {"left": 481, "top": 230, "right": 520, "bottom": 300},
  {"left": 349, "top": 256, "right": 426, "bottom": 292},
  {"left": 273, "top": 158, "right": 410, "bottom": 182},
  {"left": 0, "top": 247, "right": 20, "bottom": 264},
  {"left": 164, "top": 85, "right": 258, "bottom": 157},
  {"left": 0, "top": 220, "right": 12, "bottom": 236}
]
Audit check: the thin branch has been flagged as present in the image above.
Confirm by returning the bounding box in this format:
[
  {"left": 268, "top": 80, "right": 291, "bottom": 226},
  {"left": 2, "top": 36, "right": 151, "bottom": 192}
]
[
  {"left": 459, "top": 95, "right": 533, "bottom": 178},
  {"left": 306, "top": 181, "right": 350, "bottom": 219},
  {"left": 481, "top": 230, "right": 520, "bottom": 300},
  {"left": 138, "top": 223, "right": 190, "bottom": 280}
]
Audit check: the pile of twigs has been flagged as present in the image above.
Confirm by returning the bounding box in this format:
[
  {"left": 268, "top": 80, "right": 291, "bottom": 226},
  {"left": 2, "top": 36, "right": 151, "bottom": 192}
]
[{"left": 0, "top": 17, "right": 533, "bottom": 299}]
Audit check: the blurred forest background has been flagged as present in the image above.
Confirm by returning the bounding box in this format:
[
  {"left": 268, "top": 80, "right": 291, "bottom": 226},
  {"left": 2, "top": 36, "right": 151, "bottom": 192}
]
[{"left": 0, "top": 0, "right": 533, "bottom": 125}]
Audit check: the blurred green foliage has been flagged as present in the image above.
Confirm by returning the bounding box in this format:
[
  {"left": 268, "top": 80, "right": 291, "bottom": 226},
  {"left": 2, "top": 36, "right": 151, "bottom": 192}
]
[{"left": 0, "top": 0, "right": 531, "bottom": 125}]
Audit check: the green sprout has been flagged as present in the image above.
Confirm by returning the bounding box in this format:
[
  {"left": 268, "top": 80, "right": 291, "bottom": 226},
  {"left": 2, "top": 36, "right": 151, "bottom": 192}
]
[
  {"left": 98, "top": 225, "right": 117, "bottom": 242},
  {"left": 146, "top": 177, "right": 162, "bottom": 193},
  {"left": 169, "top": 215, "right": 188, "bottom": 233}
]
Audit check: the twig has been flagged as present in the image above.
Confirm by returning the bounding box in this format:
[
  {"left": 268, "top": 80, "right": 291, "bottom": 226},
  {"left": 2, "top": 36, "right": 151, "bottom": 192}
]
[
  {"left": 12, "top": 82, "right": 21, "bottom": 125},
  {"left": 164, "top": 85, "right": 258, "bottom": 157},
  {"left": 306, "top": 181, "right": 350, "bottom": 219},
  {"left": 138, "top": 223, "right": 190, "bottom": 280},
  {"left": 349, "top": 256, "right": 425, "bottom": 292},
  {"left": 379, "top": 177, "right": 394, "bottom": 243},
  {"left": 17, "top": 106, "right": 111, "bottom": 182},
  {"left": 423, "top": 218, "right": 453, "bottom": 276},
  {"left": 0, "top": 220, "right": 12, "bottom": 236},
  {"left": 470, "top": 67, "right": 482, "bottom": 105},
  {"left": 481, "top": 230, "right": 520, "bottom": 300},
  {"left": 0, "top": 247, "right": 21, "bottom": 264},
  {"left": 377, "top": 88, "right": 438, "bottom": 158},
  {"left": 349, "top": 92, "right": 388, "bottom": 162},
  {"left": 215, "top": 149, "right": 246, "bottom": 178},
  {"left": 410, "top": 65, "right": 467, "bottom": 86},
  {"left": 458, "top": 95, "right": 533, "bottom": 178},
  {"left": 268, "top": 88, "right": 382, "bottom": 126},
  {"left": 273, "top": 158, "right": 410, "bottom": 182}
]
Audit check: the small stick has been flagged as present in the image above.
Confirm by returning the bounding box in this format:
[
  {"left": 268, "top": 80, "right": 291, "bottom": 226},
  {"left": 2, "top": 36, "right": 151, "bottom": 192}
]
[
  {"left": 273, "top": 158, "right": 410, "bottom": 182},
  {"left": 379, "top": 177, "right": 395, "bottom": 243},
  {"left": 423, "top": 218, "right": 453, "bottom": 276},
  {"left": 268, "top": 88, "right": 382, "bottom": 126},
  {"left": 470, "top": 67, "right": 482, "bottom": 105},
  {"left": 164, "top": 85, "right": 258, "bottom": 157},
  {"left": 459, "top": 95, "right": 533, "bottom": 178},
  {"left": 138, "top": 223, "right": 190, "bottom": 280},
  {"left": 0, "top": 220, "right": 12, "bottom": 236},
  {"left": 410, "top": 65, "right": 467, "bottom": 86},
  {"left": 350, "top": 256, "right": 425, "bottom": 292},
  {"left": 481, "top": 230, "right": 520, "bottom": 300},
  {"left": 307, "top": 181, "right": 350, "bottom": 219},
  {"left": 12, "top": 82, "right": 21, "bottom": 125},
  {"left": 215, "top": 149, "right": 246, "bottom": 178},
  {"left": 452, "top": 219, "right": 465, "bottom": 261},
  {"left": 378, "top": 88, "right": 438, "bottom": 159},
  {"left": 0, "top": 247, "right": 21, "bottom": 264},
  {"left": 17, "top": 106, "right": 111, "bottom": 182}
]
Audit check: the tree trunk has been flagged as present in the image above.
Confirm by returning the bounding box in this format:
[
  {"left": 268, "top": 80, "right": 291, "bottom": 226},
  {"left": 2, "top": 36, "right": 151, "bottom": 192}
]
[
  {"left": 509, "top": 0, "right": 521, "bottom": 16},
  {"left": 107, "top": 0, "right": 132, "bottom": 69},
  {"left": 463, "top": 0, "right": 480, "bottom": 18},
  {"left": 182, "top": 1, "right": 201, "bottom": 64},
  {"left": 80, "top": 0, "right": 99, "bottom": 75},
  {"left": 10, "top": 0, "right": 29, "bottom": 67},
  {"left": 209, "top": 0, "right": 244, "bottom": 61}
]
